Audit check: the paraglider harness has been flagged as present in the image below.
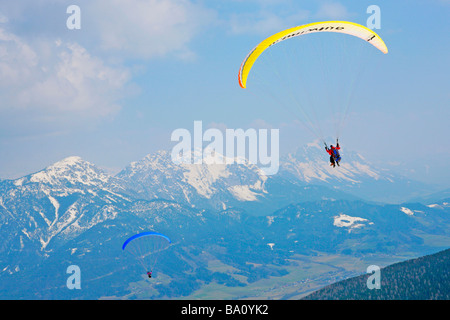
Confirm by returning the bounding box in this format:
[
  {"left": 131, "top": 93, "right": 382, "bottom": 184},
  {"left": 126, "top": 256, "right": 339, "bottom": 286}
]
[{"left": 332, "top": 148, "right": 341, "bottom": 162}]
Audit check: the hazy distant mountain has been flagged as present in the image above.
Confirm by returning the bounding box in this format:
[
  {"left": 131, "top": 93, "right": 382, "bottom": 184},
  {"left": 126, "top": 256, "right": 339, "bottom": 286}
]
[
  {"left": 280, "top": 140, "right": 432, "bottom": 203},
  {"left": 303, "top": 248, "right": 450, "bottom": 300},
  {"left": 409, "top": 188, "right": 450, "bottom": 204}
]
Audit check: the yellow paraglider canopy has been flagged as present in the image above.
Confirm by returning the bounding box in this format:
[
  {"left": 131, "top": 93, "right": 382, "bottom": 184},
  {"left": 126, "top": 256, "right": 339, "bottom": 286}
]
[{"left": 238, "top": 21, "right": 388, "bottom": 89}]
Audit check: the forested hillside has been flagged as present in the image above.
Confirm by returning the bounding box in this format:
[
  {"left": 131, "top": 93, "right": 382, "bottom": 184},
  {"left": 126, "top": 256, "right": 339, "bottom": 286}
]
[{"left": 304, "top": 248, "right": 450, "bottom": 300}]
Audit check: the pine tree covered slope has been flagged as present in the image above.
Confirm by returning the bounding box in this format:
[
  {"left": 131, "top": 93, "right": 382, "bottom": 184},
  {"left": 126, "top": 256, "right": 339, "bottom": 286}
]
[{"left": 303, "top": 248, "right": 450, "bottom": 300}]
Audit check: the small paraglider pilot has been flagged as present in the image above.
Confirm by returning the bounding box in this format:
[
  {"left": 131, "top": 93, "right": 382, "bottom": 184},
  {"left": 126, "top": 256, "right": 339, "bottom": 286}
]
[
  {"left": 147, "top": 270, "right": 152, "bottom": 278},
  {"left": 325, "top": 139, "right": 341, "bottom": 168}
]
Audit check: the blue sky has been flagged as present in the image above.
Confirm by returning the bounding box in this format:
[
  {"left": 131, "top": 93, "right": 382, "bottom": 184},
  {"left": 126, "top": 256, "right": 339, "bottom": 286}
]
[{"left": 0, "top": 0, "right": 449, "bottom": 187}]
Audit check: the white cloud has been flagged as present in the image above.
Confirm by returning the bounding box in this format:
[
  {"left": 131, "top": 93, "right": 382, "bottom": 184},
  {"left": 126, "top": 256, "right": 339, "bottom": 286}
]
[
  {"left": 0, "top": 26, "right": 131, "bottom": 123},
  {"left": 88, "top": 0, "right": 216, "bottom": 59},
  {"left": 0, "top": 0, "right": 217, "bottom": 137},
  {"left": 0, "top": 0, "right": 216, "bottom": 61},
  {"left": 0, "top": 28, "right": 38, "bottom": 85}
]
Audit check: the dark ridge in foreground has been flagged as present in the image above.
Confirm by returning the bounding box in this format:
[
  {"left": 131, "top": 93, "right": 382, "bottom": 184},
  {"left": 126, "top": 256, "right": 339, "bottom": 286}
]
[{"left": 303, "top": 248, "right": 450, "bottom": 300}]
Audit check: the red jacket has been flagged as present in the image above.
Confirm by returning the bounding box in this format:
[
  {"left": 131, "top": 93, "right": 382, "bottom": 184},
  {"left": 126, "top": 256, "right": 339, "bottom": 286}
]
[{"left": 326, "top": 144, "right": 340, "bottom": 156}]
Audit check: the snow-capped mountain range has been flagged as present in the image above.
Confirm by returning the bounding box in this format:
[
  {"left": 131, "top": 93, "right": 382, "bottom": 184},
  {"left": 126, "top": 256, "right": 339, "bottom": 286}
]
[
  {"left": 1, "top": 141, "right": 431, "bottom": 211},
  {"left": 0, "top": 142, "right": 433, "bottom": 257},
  {"left": 116, "top": 147, "right": 365, "bottom": 214},
  {"left": 1, "top": 142, "right": 449, "bottom": 299},
  {"left": 0, "top": 156, "right": 132, "bottom": 257}
]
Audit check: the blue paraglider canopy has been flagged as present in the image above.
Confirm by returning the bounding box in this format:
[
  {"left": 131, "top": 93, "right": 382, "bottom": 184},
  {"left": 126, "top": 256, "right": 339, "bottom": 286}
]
[{"left": 122, "top": 231, "right": 171, "bottom": 251}]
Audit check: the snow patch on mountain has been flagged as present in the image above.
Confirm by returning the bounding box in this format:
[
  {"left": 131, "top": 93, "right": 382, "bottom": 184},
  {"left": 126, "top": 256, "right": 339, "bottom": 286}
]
[
  {"left": 400, "top": 207, "right": 414, "bottom": 216},
  {"left": 333, "top": 213, "right": 370, "bottom": 232},
  {"left": 427, "top": 202, "right": 450, "bottom": 209},
  {"left": 351, "top": 162, "right": 380, "bottom": 180},
  {"left": 181, "top": 163, "right": 231, "bottom": 198},
  {"left": 228, "top": 185, "right": 259, "bottom": 201}
]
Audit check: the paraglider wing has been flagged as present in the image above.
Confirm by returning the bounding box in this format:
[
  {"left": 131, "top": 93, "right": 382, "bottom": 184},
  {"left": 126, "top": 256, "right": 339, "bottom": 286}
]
[
  {"left": 122, "top": 231, "right": 171, "bottom": 250},
  {"left": 122, "top": 231, "right": 172, "bottom": 274},
  {"left": 238, "top": 21, "right": 388, "bottom": 89}
]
